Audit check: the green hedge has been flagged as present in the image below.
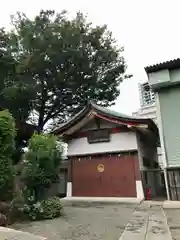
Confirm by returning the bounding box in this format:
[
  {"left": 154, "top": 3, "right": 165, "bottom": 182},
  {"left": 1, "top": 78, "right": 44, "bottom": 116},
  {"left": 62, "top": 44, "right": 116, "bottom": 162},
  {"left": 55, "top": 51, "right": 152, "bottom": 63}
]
[{"left": 0, "top": 110, "right": 16, "bottom": 201}]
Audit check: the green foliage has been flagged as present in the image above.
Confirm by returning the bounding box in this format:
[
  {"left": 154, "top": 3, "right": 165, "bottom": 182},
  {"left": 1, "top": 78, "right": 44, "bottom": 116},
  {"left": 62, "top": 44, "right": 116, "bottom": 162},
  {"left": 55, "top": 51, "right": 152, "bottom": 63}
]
[
  {"left": 0, "top": 28, "right": 34, "bottom": 123},
  {"left": 0, "top": 110, "right": 16, "bottom": 155},
  {"left": 22, "top": 133, "right": 63, "bottom": 202},
  {"left": 40, "top": 196, "right": 62, "bottom": 219},
  {"left": 0, "top": 110, "right": 16, "bottom": 201},
  {"left": 23, "top": 196, "right": 62, "bottom": 221},
  {"left": 0, "top": 10, "right": 130, "bottom": 131}
]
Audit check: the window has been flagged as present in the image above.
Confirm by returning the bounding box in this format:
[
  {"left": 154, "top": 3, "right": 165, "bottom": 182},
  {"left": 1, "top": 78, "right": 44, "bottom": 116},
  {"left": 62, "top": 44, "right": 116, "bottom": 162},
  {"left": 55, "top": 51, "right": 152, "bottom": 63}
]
[{"left": 87, "top": 129, "right": 110, "bottom": 143}]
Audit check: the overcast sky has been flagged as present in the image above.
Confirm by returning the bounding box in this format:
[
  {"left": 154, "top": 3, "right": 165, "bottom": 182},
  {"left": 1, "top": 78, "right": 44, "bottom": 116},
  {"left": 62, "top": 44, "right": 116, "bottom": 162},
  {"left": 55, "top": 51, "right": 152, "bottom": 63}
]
[{"left": 1, "top": 0, "right": 180, "bottom": 114}]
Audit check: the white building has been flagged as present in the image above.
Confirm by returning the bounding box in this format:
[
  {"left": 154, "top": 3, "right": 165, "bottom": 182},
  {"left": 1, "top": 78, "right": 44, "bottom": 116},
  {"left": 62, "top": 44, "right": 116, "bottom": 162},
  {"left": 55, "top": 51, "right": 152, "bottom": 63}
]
[
  {"left": 133, "top": 82, "right": 157, "bottom": 124},
  {"left": 133, "top": 82, "right": 163, "bottom": 168}
]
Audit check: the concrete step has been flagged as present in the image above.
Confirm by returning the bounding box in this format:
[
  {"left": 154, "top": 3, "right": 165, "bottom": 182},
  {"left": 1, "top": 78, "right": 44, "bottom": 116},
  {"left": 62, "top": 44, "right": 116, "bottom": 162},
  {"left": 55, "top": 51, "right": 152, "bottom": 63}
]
[{"left": 61, "top": 197, "right": 142, "bottom": 207}]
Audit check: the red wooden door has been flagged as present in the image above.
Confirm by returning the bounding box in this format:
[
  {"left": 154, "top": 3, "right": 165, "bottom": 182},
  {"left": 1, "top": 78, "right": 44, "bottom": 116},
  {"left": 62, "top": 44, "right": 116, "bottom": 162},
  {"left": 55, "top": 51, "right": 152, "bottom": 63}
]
[{"left": 72, "top": 154, "right": 138, "bottom": 197}]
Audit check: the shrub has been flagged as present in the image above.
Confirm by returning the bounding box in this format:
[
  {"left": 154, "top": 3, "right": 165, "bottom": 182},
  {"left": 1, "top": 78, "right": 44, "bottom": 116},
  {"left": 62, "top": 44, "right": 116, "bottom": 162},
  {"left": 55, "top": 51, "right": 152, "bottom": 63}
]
[
  {"left": 23, "top": 197, "right": 62, "bottom": 221},
  {"left": 0, "top": 110, "right": 16, "bottom": 201},
  {"left": 41, "top": 196, "right": 62, "bottom": 219},
  {"left": 0, "top": 160, "right": 14, "bottom": 201},
  {"left": 22, "top": 133, "right": 63, "bottom": 202}
]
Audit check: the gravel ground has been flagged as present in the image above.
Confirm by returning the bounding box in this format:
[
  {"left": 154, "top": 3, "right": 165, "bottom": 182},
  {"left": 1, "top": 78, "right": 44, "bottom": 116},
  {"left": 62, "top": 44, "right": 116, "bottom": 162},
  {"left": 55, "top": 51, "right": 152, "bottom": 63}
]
[
  {"left": 164, "top": 208, "right": 180, "bottom": 240},
  {"left": 12, "top": 203, "right": 137, "bottom": 240}
]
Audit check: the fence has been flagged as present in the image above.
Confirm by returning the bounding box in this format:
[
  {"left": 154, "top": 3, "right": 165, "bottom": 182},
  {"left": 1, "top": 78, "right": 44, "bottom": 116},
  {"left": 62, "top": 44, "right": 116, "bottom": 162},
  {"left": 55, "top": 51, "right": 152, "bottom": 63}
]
[
  {"left": 167, "top": 168, "right": 180, "bottom": 200},
  {"left": 141, "top": 170, "right": 166, "bottom": 200}
]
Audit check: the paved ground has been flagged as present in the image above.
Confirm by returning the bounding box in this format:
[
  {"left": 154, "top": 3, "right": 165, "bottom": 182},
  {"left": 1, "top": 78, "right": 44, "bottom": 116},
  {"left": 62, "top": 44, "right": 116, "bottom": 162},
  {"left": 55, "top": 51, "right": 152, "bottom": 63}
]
[
  {"left": 164, "top": 208, "right": 180, "bottom": 240},
  {"left": 7, "top": 201, "right": 180, "bottom": 240},
  {"left": 120, "top": 201, "right": 172, "bottom": 240},
  {"left": 0, "top": 227, "right": 44, "bottom": 240},
  {"left": 12, "top": 203, "right": 137, "bottom": 240}
]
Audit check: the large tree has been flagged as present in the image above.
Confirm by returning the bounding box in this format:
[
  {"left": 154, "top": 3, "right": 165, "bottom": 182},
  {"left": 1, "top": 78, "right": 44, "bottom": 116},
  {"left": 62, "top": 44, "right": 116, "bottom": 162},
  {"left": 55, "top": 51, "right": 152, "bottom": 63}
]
[
  {"left": 0, "top": 28, "right": 34, "bottom": 123},
  {"left": 1, "top": 10, "right": 130, "bottom": 131}
]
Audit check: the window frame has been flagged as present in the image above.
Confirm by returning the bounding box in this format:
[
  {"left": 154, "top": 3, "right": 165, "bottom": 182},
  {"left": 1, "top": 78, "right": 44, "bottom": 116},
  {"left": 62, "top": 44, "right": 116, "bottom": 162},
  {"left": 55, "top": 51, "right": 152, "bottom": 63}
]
[{"left": 87, "top": 128, "right": 110, "bottom": 144}]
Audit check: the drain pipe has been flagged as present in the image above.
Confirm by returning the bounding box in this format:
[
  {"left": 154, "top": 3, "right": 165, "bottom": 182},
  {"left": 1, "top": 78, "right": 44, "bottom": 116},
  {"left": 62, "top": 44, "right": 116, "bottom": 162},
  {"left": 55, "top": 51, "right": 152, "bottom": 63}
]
[
  {"left": 162, "top": 132, "right": 170, "bottom": 200},
  {"left": 164, "top": 168, "right": 170, "bottom": 200},
  {"left": 156, "top": 93, "right": 170, "bottom": 200}
]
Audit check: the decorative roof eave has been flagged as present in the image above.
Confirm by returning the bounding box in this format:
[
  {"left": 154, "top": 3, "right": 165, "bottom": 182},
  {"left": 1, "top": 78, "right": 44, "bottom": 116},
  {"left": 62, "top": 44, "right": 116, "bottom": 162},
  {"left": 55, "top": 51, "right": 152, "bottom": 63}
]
[
  {"left": 92, "top": 106, "right": 151, "bottom": 125},
  {"left": 61, "top": 112, "right": 148, "bottom": 137},
  {"left": 145, "top": 58, "right": 180, "bottom": 74},
  {"left": 53, "top": 102, "right": 158, "bottom": 136},
  {"left": 91, "top": 103, "right": 158, "bottom": 135},
  {"left": 93, "top": 112, "right": 148, "bottom": 129}
]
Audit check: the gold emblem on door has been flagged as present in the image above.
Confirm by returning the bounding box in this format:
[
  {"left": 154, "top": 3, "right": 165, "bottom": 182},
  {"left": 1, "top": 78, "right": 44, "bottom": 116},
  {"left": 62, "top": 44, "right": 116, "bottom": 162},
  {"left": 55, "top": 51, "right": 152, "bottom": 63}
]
[{"left": 97, "top": 164, "right": 104, "bottom": 172}]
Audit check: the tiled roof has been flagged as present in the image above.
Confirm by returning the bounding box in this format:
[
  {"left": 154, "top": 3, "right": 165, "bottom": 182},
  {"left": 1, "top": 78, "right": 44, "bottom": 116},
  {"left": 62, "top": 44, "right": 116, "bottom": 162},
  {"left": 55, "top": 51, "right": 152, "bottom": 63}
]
[
  {"left": 91, "top": 102, "right": 146, "bottom": 121},
  {"left": 53, "top": 101, "right": 158, "bottom": 135},
  {"left": 145, "top": 58, "right": 180, "bottom": 73}
]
